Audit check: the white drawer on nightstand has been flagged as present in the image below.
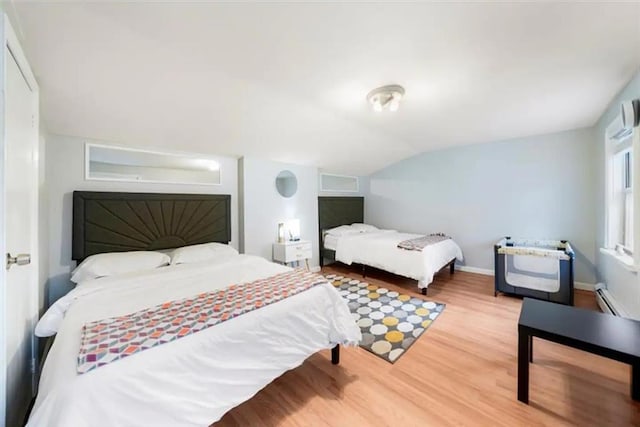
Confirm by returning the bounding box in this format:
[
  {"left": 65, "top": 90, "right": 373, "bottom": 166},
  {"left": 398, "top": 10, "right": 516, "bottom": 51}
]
[{"left": 273, "top": 240, "right": 312, "bottom": 264}]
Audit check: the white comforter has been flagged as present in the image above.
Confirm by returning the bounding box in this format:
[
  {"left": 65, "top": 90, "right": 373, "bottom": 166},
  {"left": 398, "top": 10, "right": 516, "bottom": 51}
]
[
  {"left": 28, "top": 254, "right": 361, "bottom": 427},
  {"left": 335, "top": 230, "right": 463, "bottom": 289}
]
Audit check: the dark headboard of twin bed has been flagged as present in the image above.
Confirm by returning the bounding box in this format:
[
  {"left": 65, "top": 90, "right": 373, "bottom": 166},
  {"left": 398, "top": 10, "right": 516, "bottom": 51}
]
[
  {"left": 72, "top": 191, "right": 231, "bottom": 261},
  {"left": 317, "top": 196, "right": 364, "bottom": 266},
  {"left": 318, "top": 196, "right": 364, "bottom": 231}
]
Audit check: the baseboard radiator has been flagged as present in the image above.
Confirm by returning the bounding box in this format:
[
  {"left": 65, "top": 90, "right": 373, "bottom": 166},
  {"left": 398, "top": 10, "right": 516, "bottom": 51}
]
[{"left": 595, "top": 283, "right": 628, "bottom": 317}]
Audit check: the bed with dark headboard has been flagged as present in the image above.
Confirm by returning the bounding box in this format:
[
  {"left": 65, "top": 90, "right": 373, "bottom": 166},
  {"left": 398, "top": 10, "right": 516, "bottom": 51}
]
[
  {"left": 317, "top": 195, "right": 459, "bottom": 295},
  {"left": 34, "top": 192, "right": 359, "bottom": 426},
  {"left": 72, "top": 191, "right": 231, "bottom": 261},
  {"left": 317, "top": 196, "right": 364, "bottom": 267}
]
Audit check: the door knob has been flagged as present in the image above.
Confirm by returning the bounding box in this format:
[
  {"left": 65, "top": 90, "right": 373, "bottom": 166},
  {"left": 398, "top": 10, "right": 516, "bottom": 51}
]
[{"left": 6, "top": 253, "right": 31, "bottom": 270}]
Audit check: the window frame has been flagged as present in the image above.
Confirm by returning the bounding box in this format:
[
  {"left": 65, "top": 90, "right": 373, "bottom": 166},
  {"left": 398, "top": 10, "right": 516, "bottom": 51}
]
[
  {"left": 603, "top": 117, "right": 639, "bottom": 272},
  {"left": 319, "top": 173, "right": 360, "bottom": 193},
  {"left": 617, "top": 149, "right": 634, "bottom": 254}
]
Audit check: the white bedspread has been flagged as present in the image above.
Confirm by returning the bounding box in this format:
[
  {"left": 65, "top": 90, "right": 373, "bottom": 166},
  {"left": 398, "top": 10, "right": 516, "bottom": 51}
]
[
  {"left": 323, "top": 234, "right": 339, "bottom": 251},
  {"left": 28, "top": 254, "right": 361, "bottom": 427},
  {"left": 334, "top": 230, "right": 463, "bottom": 288}
]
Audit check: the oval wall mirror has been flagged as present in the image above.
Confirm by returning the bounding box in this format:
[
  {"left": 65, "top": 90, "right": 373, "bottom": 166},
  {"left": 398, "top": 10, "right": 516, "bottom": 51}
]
[{"left": 275, "top": 170, "right": 298, "bottom": 198}]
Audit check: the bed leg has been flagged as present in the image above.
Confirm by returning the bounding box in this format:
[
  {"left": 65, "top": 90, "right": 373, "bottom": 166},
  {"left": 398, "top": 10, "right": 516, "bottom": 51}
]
[
  {"left": 421, "top": 287, "right": 427, "bottom": 296},
  {"left": 449, "top": 261, "right": 455, "bottom": 275},
  {"left": 331, "top": 345, "right": 340, "bottom": 365}
]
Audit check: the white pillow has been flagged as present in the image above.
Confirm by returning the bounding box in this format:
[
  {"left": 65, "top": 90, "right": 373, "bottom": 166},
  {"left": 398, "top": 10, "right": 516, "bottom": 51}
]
[
  {"left": 351, "top": 223, "right": 379, "bottom": 233},
  {"left": 71, "top": 251, "right": 171, "bottom": 284},
  {"left": 325, "top": 225, "right": 356, "bottom": 237},
  {"left": 170, "top": 242, "right": 238, "bottom": 265}
]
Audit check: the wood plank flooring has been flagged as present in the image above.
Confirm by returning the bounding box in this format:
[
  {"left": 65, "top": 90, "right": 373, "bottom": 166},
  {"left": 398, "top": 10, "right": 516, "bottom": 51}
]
[{"left": 215, "top": 265, "right": 640, "bottom": 426}]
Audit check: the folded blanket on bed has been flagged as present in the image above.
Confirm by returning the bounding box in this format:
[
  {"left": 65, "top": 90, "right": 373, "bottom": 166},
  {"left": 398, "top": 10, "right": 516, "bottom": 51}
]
[
  {"left": 397, "top": 233, "right": 451, "bottom": 251},
  {"left": 77, "top": 269, "right": 326, "bottom": 374}
]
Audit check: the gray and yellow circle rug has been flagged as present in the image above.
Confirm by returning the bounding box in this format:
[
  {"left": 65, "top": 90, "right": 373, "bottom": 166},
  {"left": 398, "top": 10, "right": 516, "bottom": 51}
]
[{"left": 326, "top": 274, "right": 445, "bottom": 363}]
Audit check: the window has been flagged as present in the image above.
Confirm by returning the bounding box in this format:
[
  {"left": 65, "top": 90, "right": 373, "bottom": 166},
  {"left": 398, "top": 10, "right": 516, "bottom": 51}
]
[
  {"left": 605, "top": 115, "right": 637, "bottom": 265},
  {"left": 612, "top": 148, "right": 633, "bottom": 253},
  {"left": 319, "top": 173, "right": 359, "bottom": 192}
]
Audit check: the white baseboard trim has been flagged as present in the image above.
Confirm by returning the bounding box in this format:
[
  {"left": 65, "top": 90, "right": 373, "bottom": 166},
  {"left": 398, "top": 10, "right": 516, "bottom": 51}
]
[
  {"left": 574, "top": 282, "right": 596, "bottom": 292},
  {"left": 455, "top": 265, "right": 493, "bottom": 276},
  {"left": 455, "top": 265, "right": 595, "bottom": 292},
  {"left": 310, "top": 266, "right": 321, "bottom": 273}
]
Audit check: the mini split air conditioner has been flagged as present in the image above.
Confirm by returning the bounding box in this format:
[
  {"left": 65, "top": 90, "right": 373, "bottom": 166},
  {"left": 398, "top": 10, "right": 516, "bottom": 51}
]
[{"left": 607, "top": 99, "right": 640, "bottom": 140}]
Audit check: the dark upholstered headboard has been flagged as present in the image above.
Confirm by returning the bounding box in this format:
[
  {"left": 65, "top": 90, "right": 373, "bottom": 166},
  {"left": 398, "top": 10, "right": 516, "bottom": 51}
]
[
  {"left": 318, "top": 196, "right": 364, "bottom": 232},
  {"left": 72, "top": 191, "right": 231, "bottom": 261},
  {"left": 317, "top": 196, "right": 364, "bottom": 265}
]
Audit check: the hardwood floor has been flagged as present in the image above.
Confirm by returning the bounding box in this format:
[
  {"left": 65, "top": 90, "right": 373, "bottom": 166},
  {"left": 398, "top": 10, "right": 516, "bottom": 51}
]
[{"left": 215, "top": 265, "right": 640, "bottom": 426}]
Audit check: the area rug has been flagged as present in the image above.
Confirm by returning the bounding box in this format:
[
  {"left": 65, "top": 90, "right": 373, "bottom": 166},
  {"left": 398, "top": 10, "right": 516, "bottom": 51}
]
[{"left": 326, "top": 274, "right": 445, "bottom": 363}]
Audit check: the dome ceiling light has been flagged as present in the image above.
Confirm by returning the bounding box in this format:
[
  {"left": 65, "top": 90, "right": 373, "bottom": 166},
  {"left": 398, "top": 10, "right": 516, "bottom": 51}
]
[{"left": 367, "top": 84, "right": 405, "bottom": 112}]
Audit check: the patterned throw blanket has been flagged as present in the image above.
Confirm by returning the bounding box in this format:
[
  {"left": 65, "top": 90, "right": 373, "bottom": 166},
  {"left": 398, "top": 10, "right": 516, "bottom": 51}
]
[
  {"left": 77, "top": 269, "right": 326, "bottom": 374},
  {"left": 397, "top": 233, "right": 451, "bottom": 251}
]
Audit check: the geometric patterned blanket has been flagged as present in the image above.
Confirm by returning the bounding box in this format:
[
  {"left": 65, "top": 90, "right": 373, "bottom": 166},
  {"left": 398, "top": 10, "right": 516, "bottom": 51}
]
[
  {"left": 77, "top": 269, "right": 326, "bottom": 374},
  {"left": 397, "top": 233, "right": 451, "bottom": 251}
]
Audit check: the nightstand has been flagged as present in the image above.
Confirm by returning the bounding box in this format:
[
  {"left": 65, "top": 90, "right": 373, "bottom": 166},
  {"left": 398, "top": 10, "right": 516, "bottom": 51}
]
[{"left": 273, "top": 240, "right": 312, "bottom": 270}]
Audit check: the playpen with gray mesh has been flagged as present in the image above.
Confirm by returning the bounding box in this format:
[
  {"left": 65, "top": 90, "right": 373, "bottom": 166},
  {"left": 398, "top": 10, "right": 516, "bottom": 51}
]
[{"left": 494, "top": 237, "right": 574, "bottom": 305}]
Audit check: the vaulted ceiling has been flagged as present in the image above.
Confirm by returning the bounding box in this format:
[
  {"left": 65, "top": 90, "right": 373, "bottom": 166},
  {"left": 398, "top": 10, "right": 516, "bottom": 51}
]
[{"left": 7, "top": 2, "right": 640, "bottom": 175}]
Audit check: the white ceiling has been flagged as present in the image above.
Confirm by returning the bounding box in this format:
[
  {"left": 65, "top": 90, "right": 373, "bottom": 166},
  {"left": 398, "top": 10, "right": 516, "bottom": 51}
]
[{"left": 7, "top": 1, "right": 640, "bottom": 175}]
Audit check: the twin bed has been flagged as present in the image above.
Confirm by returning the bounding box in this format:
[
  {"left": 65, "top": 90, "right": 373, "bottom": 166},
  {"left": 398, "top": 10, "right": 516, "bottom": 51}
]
[
  {"left": 28, "top": 192, "right": 360, "bottom": 426},
  {"left": 318, "top": 197, "right": 463, "bottom": 294}
]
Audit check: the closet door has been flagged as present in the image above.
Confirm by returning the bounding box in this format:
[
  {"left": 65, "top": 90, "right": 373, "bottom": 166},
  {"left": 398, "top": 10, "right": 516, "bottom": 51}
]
[{"left": 0, "top": 16, "right": 39, "bottom": 427}]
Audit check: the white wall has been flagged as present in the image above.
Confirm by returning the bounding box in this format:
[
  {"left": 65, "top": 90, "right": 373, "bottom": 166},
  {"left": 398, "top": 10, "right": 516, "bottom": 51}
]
[
  {"left": 38, "top": 127, "right": 48, "bottom": 314},
  {"left": 593, "top": 70, "right": 640, "bottom": 318},
  {"left": 239, "top": 157, "right": 319, "bottom": 267},
  {"left": 46, "top": 134, "right": 238, "bottom": 304},
  {"left": 364, "top": 127, "right": 598, "bottom": 284}
]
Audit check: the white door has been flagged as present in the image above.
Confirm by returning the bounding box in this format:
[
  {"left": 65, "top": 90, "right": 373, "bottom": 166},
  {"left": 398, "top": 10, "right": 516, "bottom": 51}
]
[{"left": 2, "top": 22, "right": 39, "bottom": 427}]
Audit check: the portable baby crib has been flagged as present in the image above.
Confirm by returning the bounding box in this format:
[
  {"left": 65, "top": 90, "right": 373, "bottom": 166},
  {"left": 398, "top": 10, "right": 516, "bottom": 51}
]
[{"left": 494, "top": 237, "right": 574, "bottom": 305}]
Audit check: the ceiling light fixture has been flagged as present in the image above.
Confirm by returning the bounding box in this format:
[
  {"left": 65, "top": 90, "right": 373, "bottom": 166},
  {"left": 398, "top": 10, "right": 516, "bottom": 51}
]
[{"left": 367, "top": 84, "right": 405, "bottom": 112}]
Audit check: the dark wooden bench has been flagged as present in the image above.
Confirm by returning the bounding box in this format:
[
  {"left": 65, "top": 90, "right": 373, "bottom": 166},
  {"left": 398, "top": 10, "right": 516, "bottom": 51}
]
[{"left": 518, "top": 297, "right": 640, "bottom": 403}]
